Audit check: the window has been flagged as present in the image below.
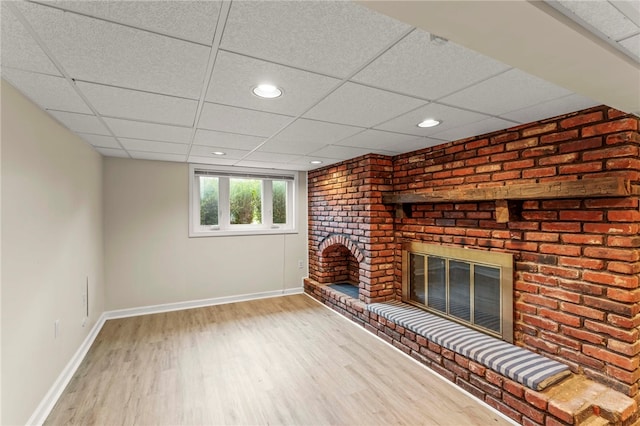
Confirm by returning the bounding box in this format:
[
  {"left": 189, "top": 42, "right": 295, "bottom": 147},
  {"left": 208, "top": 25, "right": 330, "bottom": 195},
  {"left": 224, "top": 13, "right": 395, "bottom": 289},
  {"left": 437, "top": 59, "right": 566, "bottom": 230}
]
[
  {"left": 402, "top": 243, "right": 513, "bottom": 342},
  {"left": 189, "top": 164, "right": 296, "bottom": 237}
]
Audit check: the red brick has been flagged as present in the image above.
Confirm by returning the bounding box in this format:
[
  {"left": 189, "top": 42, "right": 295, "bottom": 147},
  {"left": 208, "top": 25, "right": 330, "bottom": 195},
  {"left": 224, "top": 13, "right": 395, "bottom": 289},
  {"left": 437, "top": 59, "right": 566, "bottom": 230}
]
[
  {"left": 523, "top": 167, "right": 557, "bottom": 179},
  {"left": 584, "top": 319, "right": 639, "bottom": 342},
  {"left": 539, "top": 244, "right": 581, "bottom": 257},
  {"left": 539, "top": 287, "right": 580, "bottom": 303},
  {"left": 582, "top": 118, "right": 638, "bottom": 137},
  {"left": 560, "top": 161, "right": 604, "bottom": 174},
  {"left": 606, "top": 131, "right": 640, "bottom": 145},
  {"left": 607, "top": 339, "right": 640, "bottom": 356},
  {"left": 560, "top": 325, "right": 604, "bottom": 345},
  {"left": 560, "top": 111, "right": 604, "bottom": 129},
  {"left": 583, "top": 223, "right": 639, "bottom": 235},
  {"left": 607, "top": 236, "right": 640, "bottom": 248},
  {"left": 560, "top": 302, "right": 604, "bottom": 320},
  {"left": 486, "top": 396, "right": 522, "bottom": 423},
  {"left": 605, "top": 365, "right": 640, "bottom": 384},
  {"left": 524, "top": 389, "right": 548, "bottom": 410},
  {"left": 608, "top": 210, "right": 640, "bottom": 222},
  {"left": 503, "top": 393, "right": 545, "bottom": 423},
  {"left": 538, "top": 152, "right": 579, "bottom": 166},
  {"left": 583, "top": 270, "right": 639, "bottom": 289},
  {"left": 558, "top": 256, "right": 604, "bottom": 270},
  {"left": 523, "top": 123, "right": 557, "bottom": 137},
  {"left": 541, "top": 129, "right": 579, "bottom": 144},
  {"left": 583, "top": 144, "right": 639, "bottom": 161},
  {"left": 539, "top": 308, "right": 581, "bottom": 327},
  {"left": 583, "top": 345, "right": 639, "bottom": 371},
  {"left": 584, "top": 247, "right": 639, "bottom": 262},
  {"left": 560, "top": 234, "right": 603, "bottom": 245}
]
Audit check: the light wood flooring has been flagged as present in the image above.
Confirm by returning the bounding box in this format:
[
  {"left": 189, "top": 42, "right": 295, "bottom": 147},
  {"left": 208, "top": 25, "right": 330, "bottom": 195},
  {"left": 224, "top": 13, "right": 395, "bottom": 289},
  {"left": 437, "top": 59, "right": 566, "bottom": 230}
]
[{"left": 45, "top": 294, "right": 512, "bottom": 425}]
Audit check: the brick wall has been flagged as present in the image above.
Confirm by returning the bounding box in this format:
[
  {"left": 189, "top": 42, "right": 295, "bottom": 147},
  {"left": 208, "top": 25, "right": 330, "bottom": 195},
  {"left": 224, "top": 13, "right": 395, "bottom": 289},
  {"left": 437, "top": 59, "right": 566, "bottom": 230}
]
[
  {"left": 306, "top": 105, "right": 640, "bottom": 403},
  {"left": 308, "top": 155, "right": 395, "bottom": 303}
]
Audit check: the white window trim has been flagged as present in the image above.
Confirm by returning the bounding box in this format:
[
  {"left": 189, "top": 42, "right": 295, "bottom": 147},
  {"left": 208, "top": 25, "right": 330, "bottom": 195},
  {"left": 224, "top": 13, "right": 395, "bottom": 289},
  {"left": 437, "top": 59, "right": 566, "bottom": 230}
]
[{"left": 189, "top": 163, "right": 298, "bottom": 237}]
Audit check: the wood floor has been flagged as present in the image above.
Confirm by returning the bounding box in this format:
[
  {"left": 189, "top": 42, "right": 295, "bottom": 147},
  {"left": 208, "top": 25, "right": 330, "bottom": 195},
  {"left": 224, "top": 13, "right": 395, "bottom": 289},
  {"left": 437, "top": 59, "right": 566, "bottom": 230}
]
[{"left": 45, "top": 294, "right": 513, "bottom": 425}]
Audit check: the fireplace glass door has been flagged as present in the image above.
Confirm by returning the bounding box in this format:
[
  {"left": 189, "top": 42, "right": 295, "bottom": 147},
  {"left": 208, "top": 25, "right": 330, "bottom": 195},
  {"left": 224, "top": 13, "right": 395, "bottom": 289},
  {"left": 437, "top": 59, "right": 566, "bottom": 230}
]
[{"left": 403, "top": 243, "right": 512, "bottom": 342}]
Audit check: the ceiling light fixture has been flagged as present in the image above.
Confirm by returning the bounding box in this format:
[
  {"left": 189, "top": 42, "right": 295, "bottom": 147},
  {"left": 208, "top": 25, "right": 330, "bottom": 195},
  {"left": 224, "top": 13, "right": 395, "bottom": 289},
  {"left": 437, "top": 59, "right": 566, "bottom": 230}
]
[
  {"left": 212, "top": 151, "right": 226, "bottom": 156},
  {"left": 310, "top": 160, "right": 323, "bottom": 165},
  {"left": 252, "top": 83, "right": 283, "bottom": 99},
  {"left": 417, "top": 118, "right": 441, "bottom": 128}
]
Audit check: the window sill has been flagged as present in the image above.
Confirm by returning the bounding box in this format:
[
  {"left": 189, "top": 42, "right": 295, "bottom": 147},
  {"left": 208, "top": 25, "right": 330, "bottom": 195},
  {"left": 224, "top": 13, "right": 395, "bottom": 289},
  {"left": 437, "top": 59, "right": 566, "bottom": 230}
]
[{"left": 189, "top": 228, "right": 298, "bottom": 238}]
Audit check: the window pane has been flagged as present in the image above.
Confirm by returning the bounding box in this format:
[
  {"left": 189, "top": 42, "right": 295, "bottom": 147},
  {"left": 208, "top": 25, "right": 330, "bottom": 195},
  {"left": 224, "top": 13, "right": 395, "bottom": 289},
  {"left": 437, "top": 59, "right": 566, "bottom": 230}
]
[
  {"left": 449, "top": 261, "right": 471, "bottom": 321},
  {"left": 409, "top": 254, "right": 425, "bottom": 304},
  {"left": 427, "top": 257, "right": 446, "bottom": 313},
  {"left": 199, "top": 176, "right": 219, "bottom": 226},
  {"left": 230, "top": 178, "right": 262, "bottom": 225},
  {"left": 272, "top": 180, "right": 287, "bottom": 224},
  {"left": 474, "top": 265, "right": 501, "bottom": 333}
]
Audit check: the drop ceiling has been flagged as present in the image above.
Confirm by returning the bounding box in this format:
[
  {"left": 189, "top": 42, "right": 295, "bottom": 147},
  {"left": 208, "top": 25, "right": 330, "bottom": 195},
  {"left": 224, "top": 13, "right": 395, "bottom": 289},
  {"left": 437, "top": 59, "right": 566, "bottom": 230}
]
[{"left": 1, "top": 1, "right": 638, "bottom": 171}]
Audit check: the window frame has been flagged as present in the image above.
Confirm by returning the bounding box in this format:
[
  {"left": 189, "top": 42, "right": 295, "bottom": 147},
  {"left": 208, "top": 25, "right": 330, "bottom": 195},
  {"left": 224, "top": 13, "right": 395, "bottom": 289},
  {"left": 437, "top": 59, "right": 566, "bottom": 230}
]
[{"left": 189, "top": 164, "right": 297, "bottom": 237}]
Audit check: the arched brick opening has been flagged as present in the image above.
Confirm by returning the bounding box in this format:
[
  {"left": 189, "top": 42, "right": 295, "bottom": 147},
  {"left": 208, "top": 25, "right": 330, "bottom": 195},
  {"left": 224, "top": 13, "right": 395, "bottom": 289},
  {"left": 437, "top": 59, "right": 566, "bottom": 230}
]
[{"left": 315, "top": 234, "right": 364, "bottom": 286}]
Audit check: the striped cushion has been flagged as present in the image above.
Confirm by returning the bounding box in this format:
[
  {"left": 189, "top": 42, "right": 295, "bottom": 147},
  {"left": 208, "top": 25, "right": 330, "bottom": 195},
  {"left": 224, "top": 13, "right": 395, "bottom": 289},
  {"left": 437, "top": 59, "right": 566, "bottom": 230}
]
[{"left": 367, "top": 301, "right": 571, "bottom": 391}]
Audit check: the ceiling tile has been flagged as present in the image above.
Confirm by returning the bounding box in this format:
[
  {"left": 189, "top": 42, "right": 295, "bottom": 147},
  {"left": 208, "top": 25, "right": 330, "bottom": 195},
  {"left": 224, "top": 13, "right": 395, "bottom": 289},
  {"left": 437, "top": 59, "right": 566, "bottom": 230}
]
[
  {"left": 119, "top": 139, "right": 189, "bottom": 155},
  {"left": 76, "top": 82, "right": 198, "bottom": 126},
  {"left": 16, "top": 1, "right": 209, "bottom": 98},
  {"left": 220, "top": 1, "right": 411, "bottom": 77},
  {"left": 78, "top": 133, "right": 122, "bottom": 149},
  {"left": 206, "top": 51, "right": 340, "bottom": 116},
  {"left": 102, "top": 118, "right": 192, "bottom": 144},
  {"left": 234, "top": 160, "right": 299, "bottom": 170},
  {"left": 440, "top": 69, "right": 573, "bottom": 116},
  {"left": 188, "top": 156, "right": 238, "bottom": 166},
  {"left": 430, "top": 117, "right": 517, "bottom": 142},
  {"left": 193, "top": 129, "right": 265, "bottom": 150},
  {"left": 309, "top": 144, "right": 375, "bottom": 160},
  {"left": 554, "top": 0, "right": 639, "bottom": 41},
  {"left": 336, "top": 129, "right": 441, "bottom": 154},
  {"left": 0, "top": 6, "right": 60, "bottom": 75},
  {"left": 287, "top": 156, "right": 344, "bottom": 171},
  {"left": 2, "top": 68, "right": 91, "bottom": 114},
  {"left": 48, "top": 1, "right": 221, "bottom": 45},
  {"left": 257, "top": 139, "right": 327, "bottom": 156},
  {"left": 189, "top": 145, "right": 250, "bottom": 160},
  {"left": 244, "top": 151, "right": 301, "bottom": 163},
  {"left": 304, "top": 82, "right": 427, "bottom": 127},
  {"left": 353, "top": 30, "right": 511, "bottom": 100},
  {"left": 500, "top": 94, "right": 599, "bottom": 123},
  {"left": 269, "top": 118, "right": 363, "bottom": 145},
  {"left": 198, "top": 103, "right": 293, "bottom": 137},
  {"left": 95, "top": 147, "right": 129, "bottom": 158},
  {"left": 129, "top": 151, "right": 186, "bottom": 162},
  {"left": 49, "top": 111, "right": 110, "bottom": 135},
  {"left": 619, "top": 34, "right": 640, "bottom": 60},
  {"left": 375, "top": 102, "right": 490, "bottom": 136}
]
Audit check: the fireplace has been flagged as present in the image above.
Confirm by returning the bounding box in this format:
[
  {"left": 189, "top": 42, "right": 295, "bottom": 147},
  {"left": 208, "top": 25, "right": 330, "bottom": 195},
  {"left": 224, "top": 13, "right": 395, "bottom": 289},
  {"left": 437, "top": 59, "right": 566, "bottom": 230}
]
[
  {"left": 305, "top": 106, "right": 640, "bottom": 422},
  {"left": 402, "top": 242, "right": 513, "bottom": 342}
]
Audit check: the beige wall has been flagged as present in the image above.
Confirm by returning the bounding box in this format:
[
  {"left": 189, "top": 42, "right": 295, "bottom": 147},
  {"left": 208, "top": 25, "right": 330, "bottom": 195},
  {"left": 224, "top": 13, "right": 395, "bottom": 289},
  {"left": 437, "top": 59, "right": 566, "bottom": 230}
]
[
  {"left": 1, "top": 80, "right": 105, "bottom": 425},
  {"left": 103, "top": 157, "right": 308, "bottom": 310}
]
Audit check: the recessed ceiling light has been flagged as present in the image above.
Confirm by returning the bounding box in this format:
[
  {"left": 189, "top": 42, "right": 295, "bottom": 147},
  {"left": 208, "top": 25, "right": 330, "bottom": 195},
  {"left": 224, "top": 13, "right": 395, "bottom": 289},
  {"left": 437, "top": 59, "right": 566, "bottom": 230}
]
[
  {"left": 212, "top": 151, "right": 226, "bottom": 156},
  {"left": 252, "top": 83, "right": 282, "bottom": 99},
  {"left": 310, "top": 160, "right": 323, "bottom": 164},
  {"left": 417, "top": 118, "right": 441, "bottom": 128}
]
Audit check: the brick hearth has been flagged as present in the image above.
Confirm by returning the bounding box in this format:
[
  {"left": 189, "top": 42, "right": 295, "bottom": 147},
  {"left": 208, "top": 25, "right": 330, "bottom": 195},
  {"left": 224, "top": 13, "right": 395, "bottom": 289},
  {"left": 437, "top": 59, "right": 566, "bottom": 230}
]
[{"left": 305, "top": 105, "right": 640, "bottom": 425}]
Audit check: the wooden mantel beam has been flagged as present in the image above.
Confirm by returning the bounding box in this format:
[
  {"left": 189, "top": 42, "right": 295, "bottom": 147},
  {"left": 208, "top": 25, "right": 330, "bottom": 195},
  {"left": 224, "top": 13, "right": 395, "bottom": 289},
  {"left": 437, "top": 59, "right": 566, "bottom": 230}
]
[{"left": 382, "top": 177, "right": 638, "bottom": 205}]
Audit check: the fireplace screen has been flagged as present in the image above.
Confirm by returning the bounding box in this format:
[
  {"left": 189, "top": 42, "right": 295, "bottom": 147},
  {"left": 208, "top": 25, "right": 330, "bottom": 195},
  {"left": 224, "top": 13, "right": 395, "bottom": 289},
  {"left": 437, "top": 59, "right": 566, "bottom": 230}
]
[{"left": 403, "top": 243, "right": 513, "bottom": 342}]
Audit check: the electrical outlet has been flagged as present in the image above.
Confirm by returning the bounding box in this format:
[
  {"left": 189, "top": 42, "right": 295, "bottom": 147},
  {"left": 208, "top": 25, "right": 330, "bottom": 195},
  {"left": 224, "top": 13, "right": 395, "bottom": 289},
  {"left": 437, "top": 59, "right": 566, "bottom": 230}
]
[
  {"left": 298, "top": 260, "right": 304, "bottom": 269},
  {"left": 54, "top": 320, "right": 60, "bottom": 339}
]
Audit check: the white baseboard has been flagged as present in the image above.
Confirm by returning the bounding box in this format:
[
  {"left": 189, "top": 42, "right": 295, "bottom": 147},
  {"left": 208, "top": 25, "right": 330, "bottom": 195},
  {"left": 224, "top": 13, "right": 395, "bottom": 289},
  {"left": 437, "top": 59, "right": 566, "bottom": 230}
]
[
  {"left": 105, "top": 287, "right": 304, "bottom": 319},
  {"left": 26, "top": 313, "right": 107, "bottom": 426},
  {"left": 27, "top": 287, "right": 304, "bottom": 425}
]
